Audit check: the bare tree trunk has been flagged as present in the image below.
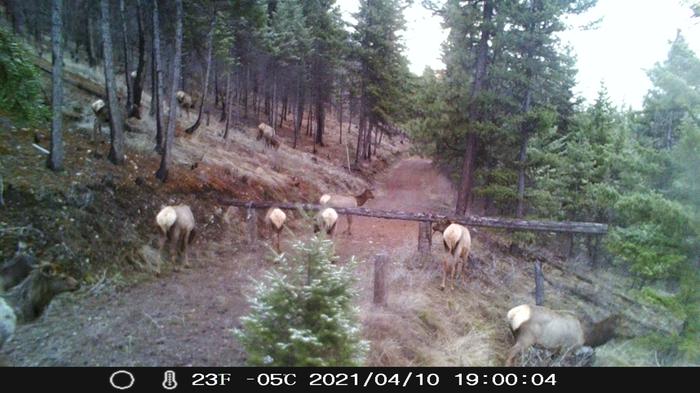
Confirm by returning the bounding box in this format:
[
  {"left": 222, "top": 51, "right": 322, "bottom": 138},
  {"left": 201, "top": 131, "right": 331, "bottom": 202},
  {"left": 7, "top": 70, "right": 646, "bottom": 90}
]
[
  {"left": 100, "top": 0, "right": 125, "bottom": 165},
  {"left": 155, "top": 0, "right": 182, "bottom": 182},
  {"left": 130, "top": 0, "right": 146, "bottom": 118},
  {"left": 185, "top": 15, "right": 216, "bottom": 135},
  {"left": 119, "top": 0, "right": 132, "bottom": 116},
  {"left": 84, "top": 3, "right": 97, "bottom": 67},
  {"left": 152, "top": 0, "right": 165, "bottom": 153},
  {"left": 456, "top": 0, "right": 493, "bottom": 215},
  {"left": 48, "top": 0, "right": 64, "bottom": 171},
  {"left": 223, "top": 73, "right": 232, "bottom": 139},
  {"left": 293, "top": 72, "right": 304, "bottom": 149},
  {"left": 315, "top": 99, "right": 324, "bottom": 146}
]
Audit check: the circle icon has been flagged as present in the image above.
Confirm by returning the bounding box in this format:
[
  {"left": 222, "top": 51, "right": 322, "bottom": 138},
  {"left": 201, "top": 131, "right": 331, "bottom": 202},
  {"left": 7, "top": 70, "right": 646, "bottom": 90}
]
[{"left": 109, "top": 370, "right": 135, "bottom": 390}]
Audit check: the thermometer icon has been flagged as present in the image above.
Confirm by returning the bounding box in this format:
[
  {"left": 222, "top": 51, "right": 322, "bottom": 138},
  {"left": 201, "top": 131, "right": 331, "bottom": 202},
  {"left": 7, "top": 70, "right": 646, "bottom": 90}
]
[{"left": 162, "top": 370, "right": 178, "bottom": 390}]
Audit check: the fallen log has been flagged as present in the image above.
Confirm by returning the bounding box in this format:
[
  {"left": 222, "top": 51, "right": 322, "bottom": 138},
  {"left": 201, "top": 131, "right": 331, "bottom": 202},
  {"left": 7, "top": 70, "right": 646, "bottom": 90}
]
[{"left": 217, "top": 198, "right": 608, "bottom": 235}]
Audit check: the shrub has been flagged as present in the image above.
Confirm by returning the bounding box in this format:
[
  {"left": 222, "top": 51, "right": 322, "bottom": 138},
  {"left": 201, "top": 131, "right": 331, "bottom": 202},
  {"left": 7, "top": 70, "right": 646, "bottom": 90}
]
[
  {"left": 235, "top": 236, "right": 367, "bottom": 366},
  {"left": 0, "top": 26, "right": 49, "bottom": 126}
]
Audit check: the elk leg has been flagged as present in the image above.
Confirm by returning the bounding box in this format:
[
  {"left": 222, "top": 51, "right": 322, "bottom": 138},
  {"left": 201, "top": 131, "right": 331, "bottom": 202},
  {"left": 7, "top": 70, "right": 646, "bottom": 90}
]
[
  {"left": 346, "top": 215, "right": 353, "bottom": 236},
  {"left": 440, "top": 256, "right": 448, "bottom": 291},
  {"left": 181, "top": 231, "right": 191, "bottom": 268}
]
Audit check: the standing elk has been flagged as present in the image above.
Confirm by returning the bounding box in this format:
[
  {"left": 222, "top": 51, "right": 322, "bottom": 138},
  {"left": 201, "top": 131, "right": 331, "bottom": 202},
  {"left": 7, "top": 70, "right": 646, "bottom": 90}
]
[
  {"left": 256, "top": 123, "right": 280, "bottom": 150},
  {"left": 90, "top": 99, "right": 110, "bottom": 142},
  {"left": 432, "top": 219, "right": 471, "bottom": 291},
  {"left": 265, "top": 207, "right": 287, "bottom": 253},
  {"left": 319, "top": 189, "right": 374, "bottom": 236},
  {"left": 156, "top": 205, "right": 196, "bottom": 271},
  {"left": 176, "top": 91, "right": 194, "bottom": 119}
]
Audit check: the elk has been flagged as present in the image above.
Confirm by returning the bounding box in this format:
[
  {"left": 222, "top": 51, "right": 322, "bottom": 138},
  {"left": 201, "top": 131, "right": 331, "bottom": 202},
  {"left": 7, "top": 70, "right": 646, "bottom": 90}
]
[
  {"left": 156, "top": 205, "right": 196, "bottom": 271},
  {"left": 314, "top": 207, "right": 339, "bottom": 238},
  {"left": 438, "top": 222, "right": 471, "bottom": 291},
  {"left": 256, "top": 123, "right": 280, "bottom": 150},
  {"left": 176, "top": 91, "right": 194, "bottom": 119},
  {"left": 1, "top": 263, "right": 79, "bottom": 323},
  {"left": 505, "top": 304, "right": 620, "bottom": 366},
  {"left": 90, "top": 99, "right": 110, "bottom": 142},
  {"left": 265, "top": 207, "right": 287, "bottom": 253},
  {"left": 318, "top": 189, "right": 374, "bottom": 236}
]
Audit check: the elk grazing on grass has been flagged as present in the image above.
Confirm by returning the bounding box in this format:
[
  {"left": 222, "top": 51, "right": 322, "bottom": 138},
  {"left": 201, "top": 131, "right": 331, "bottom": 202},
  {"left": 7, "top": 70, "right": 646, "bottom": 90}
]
[
  {"left": 90, "top": 99, "right": 110, "bottom": 142},
  {"left": 319, "top": 189, "right": 374, "bottom": 236},
  {"left": 505, "top": 304, "right": 620, "bottom": 366},
  {"left": 434, "top": 220, "right": 471, "bottom": 291},
  {"left": 256, "top": 123, "right": 280, "bottom": 150},
  {"left": 156, "top": 205, "right": 196, "bottom": 271},
  {"left": 314, "top": 207, "right": 339, "bottom": 238},
  {"left": 1, "top": 262, "right": 79, "bottom": 323},
  {"left": 176, "top": 91, "right": 194, "bottom": 119},
  {"left": 265, "top": 207, "right": 287, "bottom": 253}
]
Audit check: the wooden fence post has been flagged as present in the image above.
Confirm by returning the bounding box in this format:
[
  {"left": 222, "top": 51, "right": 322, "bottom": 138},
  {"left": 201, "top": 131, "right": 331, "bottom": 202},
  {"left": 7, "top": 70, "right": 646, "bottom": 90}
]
[
  {"left": 534, "top": 260, "right": 544, "bottom": 306},
  {"left": 373, "top": 253, "right": 388, "bottom": 306},
  {"left": 246, "top": 205, "right": 257, "bottom": 245},
  {"left": 417, "top": 221, "right": 432, "bottom": 268}
]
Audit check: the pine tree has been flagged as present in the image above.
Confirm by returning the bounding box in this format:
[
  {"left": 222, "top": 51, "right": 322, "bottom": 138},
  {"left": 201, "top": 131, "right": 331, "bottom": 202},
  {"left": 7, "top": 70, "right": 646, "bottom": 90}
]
[
  {"left": 99, "top": 0, "right": 125, "bottom": 165},
  {"left": 235, "top": 236, "right": 367, "bottom": 366}
]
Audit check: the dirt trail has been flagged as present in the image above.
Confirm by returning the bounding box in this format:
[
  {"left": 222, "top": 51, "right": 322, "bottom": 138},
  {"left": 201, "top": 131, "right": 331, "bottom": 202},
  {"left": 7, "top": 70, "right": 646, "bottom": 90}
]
[
  {"left": 333, "top": 157, "right": 455, "bottom": 260},
  {"left": 2, "top": 157, "right": 453, "bottom": 366}
]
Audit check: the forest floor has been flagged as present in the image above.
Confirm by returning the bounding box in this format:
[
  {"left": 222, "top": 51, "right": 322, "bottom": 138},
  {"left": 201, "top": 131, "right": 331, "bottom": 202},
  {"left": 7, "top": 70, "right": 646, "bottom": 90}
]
[
  {"left": 0, "top": 52, "right": 686, "bottom": 366},
  {"left": 0, "top": 156, "right": 453, "bottom": 366}
]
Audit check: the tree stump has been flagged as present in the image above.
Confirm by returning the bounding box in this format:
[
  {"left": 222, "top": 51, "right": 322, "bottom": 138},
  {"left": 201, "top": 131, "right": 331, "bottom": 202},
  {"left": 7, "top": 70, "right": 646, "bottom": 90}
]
[{"left": 373, "top": 253, "right": 388, "bottom": 306}]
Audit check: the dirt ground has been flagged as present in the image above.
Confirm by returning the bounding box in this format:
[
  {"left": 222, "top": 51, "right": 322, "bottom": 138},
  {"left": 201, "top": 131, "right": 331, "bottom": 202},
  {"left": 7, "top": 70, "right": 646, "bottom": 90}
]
[{"left": 1, "top": 156, "right": 453, "bottom": 366}]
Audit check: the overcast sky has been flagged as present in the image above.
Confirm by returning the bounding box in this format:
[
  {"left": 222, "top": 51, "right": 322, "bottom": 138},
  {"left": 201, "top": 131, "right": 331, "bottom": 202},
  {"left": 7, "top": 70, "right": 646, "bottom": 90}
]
[{"left": 337, "top": 0, "right": 700, "bottom": 109}]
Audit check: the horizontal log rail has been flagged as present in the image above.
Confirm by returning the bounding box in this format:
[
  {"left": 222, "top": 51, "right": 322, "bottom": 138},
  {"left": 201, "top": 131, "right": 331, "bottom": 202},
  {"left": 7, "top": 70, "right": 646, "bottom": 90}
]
[{"left": 218, "top": 198, "right": 608, "bottom": 235}]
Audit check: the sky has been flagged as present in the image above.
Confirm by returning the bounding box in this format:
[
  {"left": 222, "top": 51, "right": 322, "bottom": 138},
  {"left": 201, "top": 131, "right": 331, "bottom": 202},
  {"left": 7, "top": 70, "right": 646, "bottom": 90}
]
[{"left": 337, "top": 0, "right": 700, "bottom": 109}]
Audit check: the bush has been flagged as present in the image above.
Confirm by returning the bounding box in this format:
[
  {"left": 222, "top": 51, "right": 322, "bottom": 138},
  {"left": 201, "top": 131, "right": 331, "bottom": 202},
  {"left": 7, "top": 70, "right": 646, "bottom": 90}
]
[
  {"left": 235, "top": 236, "right": 367, "bottom": 366},
  {"left": 0, "top": 26, "right": 49, "bottom": 126}
]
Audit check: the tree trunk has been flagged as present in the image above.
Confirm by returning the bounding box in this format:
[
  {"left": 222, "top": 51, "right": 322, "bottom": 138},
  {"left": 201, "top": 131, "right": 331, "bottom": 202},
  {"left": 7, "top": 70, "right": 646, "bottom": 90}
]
[
  {"left": 119, "top": 0, "right": 132, "bottom": 116},
  {"left": 338, "top": 97, "right": 343, "bottom": 144},
  {"left": 130, "top": 0, "right": 146, "bottom": 118},
  {"left": 293, "top": 72, "right": 304, "bottom": 149},
  {"left": 100, "top": 0, "right": 125, "bottom": 165},
  {"left": 185, "top": 15, "right": 216, "bottom": 135},
  {"left": 152, "top": 0, "right": 165, "bottom": 153},
  {"left": 223, "top": 73, "right": 232, "bottom": 139},
  {"left": 455, "top": 0, "right": 493, "bottom": 215},
  {"left": 84, "top": 3, "right": 97, "bottom": 67},
  {"left": 155, "top": 0, "right": 182, "bottom": 182},
  {"left": 48, "top": 0, "right": 64, "bottom": 172},
  {"left": 315, "top": 99, "right": 324, "bottom": 146}
]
